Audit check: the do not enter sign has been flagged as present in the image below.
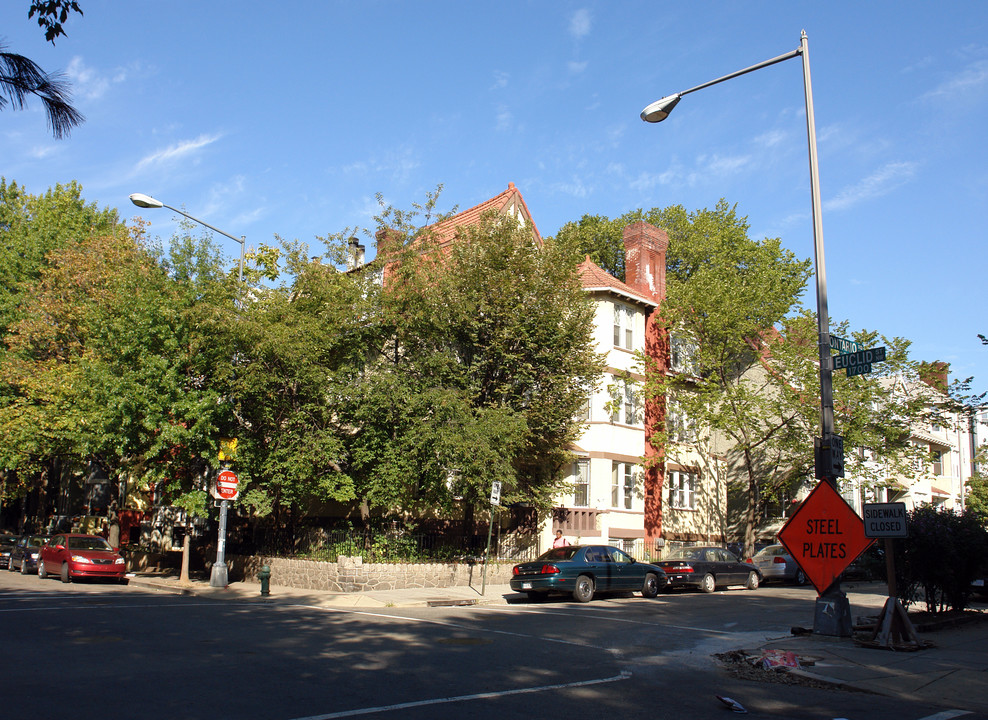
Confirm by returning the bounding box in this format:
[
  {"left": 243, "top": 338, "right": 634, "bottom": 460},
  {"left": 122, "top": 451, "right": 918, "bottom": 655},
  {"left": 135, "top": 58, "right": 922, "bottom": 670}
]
[
  {"left": 777, "top": 481, "right": 873, "bottom": 594},
  {"left": 214, "top": 469, "right": 239, "bottom": 501}
]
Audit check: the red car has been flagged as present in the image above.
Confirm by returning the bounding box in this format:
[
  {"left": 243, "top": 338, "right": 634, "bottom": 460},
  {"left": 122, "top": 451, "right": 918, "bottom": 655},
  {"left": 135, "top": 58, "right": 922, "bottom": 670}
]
[{"left": 38, "top": 533, "right": 127, "bottom": 583}]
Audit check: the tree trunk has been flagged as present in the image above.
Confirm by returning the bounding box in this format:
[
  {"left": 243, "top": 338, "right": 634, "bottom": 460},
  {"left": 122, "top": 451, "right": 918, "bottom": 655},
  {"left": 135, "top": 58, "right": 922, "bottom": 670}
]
[
  {"left": 742, "top": 449, "right": 758, "bottom": 560},
  {"left": 179, "top": 531, "right": 192, "bottom": 586}
]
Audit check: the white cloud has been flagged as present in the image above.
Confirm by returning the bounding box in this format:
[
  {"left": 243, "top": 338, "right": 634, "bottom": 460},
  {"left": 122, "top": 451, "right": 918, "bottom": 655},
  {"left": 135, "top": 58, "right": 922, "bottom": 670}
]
[
  {"left": 568, "top": 60, "right": 588, "bottom": 74},
  {"left": 922, "top": 59, "right": 988, "bottom": 101},
  {"left": 491, "top": 71, "right": 509, "bottom": 90},
  {"left": 341, "top": 147, "right": 421, "bottom": 183},
  {"left": 552, "top": 176, "right": 590, "bottom": 198},
  {"left": 495, "top": 104, "right": 514, "bottom": 132},
  {"left": 134, "top": 133, "right": 222, "bottom": 172},
  {"left": 66, "top": 56, "right": 110, "bottom": 100},
  {"left": 693, "top": 153, "right": 752, "bottom": 181},
  {"left": 824, "top": 161, "right": 918, "bottom": 212},
  {"left": 754, "top": 129, "right": 787, "bottom": 148},
  {"left": 569, "top": 9, "right": 591, "bottom": 39}
]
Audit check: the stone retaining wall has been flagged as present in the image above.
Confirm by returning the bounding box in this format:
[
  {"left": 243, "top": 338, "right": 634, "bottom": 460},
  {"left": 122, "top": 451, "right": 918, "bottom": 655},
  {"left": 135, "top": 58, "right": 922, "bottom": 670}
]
[{"left": 225, "top": 554, "right": 514, "bottom": 593}]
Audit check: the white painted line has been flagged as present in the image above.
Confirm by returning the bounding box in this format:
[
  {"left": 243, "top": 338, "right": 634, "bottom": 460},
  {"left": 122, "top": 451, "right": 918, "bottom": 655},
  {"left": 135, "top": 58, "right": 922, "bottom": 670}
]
[{"left": 287, "top": 670, "right": 632, "bottom": 720}]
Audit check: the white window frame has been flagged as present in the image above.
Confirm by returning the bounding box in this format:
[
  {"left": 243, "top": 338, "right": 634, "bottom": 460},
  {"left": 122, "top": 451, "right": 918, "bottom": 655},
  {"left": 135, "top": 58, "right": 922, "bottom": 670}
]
[
  {"left": 668, "top": 469, "right": 697, "bottom": 510},
  {"left": 572, "top": 458, "right": 590, "bottom": 507},
  {"left": 611, "top": 461, "right": 636, "bottom": 510},
  {"left": 613, "top": 302, "right": 634, "bottom": 350}
]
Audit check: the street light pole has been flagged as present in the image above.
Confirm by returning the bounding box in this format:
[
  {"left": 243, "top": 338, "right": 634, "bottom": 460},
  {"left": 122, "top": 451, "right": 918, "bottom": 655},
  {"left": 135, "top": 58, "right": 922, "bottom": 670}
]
[
  {"left": 129, "top": 193, "right": 245, "bottom": 588},
  {"left": 641, "top": 31, "right": 850, "bottom": 635}
]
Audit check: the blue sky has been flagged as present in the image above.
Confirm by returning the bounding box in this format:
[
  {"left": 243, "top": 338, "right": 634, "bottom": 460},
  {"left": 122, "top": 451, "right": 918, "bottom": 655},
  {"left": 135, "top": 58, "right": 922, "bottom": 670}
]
[{"left": 2, "top": 2, "right": 986, "bottom": 391}]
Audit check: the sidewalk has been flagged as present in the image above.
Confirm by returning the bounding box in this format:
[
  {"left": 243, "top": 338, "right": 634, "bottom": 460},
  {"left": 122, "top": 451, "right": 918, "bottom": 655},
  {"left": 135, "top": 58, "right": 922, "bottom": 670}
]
[
  {"left": 126, "top": 571, "right": 515, "bottom": 608},
  {"left": 126, "top": 573, "right": 988, "bottom": 713}
]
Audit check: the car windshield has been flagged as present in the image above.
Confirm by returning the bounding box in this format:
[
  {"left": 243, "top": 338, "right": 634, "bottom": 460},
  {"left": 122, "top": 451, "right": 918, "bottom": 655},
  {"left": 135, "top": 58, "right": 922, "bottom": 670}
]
[
  {"left": 67, "top": 536, "right": 113, "bottom": 551},
  {"left": 28, "top": 536, "right": 49, "bottom": 547},
  {"left": 536, "top": 546, "right": 581, "bottom": 562}
]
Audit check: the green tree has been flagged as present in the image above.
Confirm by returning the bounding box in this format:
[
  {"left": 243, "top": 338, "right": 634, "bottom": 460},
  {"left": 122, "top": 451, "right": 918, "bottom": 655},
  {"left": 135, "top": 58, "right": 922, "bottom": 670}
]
[
  {"left": 0, "top": 221, "right": 234, "bottom": 529},
  {"left": 0, "top": 179, "right": 119, "bottom": 342},
  {"left": 339, "top": 197, "right": 604, "bottom": 525},
  {"left": 1, "top": 3, "right": 85, "bottom": 137},
  {"left": 554, "top": 214, "right": 627, "bottom": 281}
]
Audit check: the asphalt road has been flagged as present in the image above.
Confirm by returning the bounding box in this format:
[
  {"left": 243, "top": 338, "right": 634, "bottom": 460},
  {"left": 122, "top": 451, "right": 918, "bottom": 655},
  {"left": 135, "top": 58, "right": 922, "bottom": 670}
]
[{"left": 0, "top": 572, "right": 969, "bottom": 720}]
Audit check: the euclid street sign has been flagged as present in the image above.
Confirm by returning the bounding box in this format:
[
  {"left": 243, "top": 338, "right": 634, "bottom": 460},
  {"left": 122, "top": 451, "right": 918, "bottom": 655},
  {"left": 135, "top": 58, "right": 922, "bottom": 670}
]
[
  {"left": 832, "top": 345, "right": 887, "bottom": 377},
  {"left": 777, "top": 481, "right": 874, "bottom": 594}
]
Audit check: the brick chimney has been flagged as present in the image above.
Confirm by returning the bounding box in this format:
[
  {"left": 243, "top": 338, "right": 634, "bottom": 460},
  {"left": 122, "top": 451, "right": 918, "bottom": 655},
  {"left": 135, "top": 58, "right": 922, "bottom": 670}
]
[
  {"left": 623, "top": 221, "right": 669, "bottom": 303},
  {"left": 623, "top": 221, "right": 670, "bottom": 547}
]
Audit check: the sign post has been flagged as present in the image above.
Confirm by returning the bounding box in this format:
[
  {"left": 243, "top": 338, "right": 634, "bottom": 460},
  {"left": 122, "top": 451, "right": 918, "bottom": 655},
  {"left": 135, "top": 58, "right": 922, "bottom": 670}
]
[
  {"left": 481, "top": 481, "right": 502, "bottom": 596},
  {"left": 777, "top": 481, "right": 874, "bottom": 636},
  {"left": 209, "top": 468, "right": 239, "bottom": 588},
  {"left": 861, "top": 502, "right": 920, "bottom": 648}
]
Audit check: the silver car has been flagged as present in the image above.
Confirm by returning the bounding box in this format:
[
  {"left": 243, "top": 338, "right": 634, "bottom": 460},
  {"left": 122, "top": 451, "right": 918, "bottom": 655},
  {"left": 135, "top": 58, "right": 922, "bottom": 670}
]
[{"left": 749, "top": 544, "right": 807, "bottom": 585}]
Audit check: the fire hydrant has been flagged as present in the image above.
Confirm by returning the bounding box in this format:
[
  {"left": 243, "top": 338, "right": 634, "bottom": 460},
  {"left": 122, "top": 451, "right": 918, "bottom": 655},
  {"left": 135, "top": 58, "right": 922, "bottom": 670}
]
[{"left": 258, "top": 564, "right": 271, "bottom": 596}]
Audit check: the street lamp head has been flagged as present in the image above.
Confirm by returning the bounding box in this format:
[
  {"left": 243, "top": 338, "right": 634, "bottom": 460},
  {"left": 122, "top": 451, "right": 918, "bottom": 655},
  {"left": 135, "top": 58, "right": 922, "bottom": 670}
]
[
  {"left": 129, "top": 193, "right": 163, "bottom": 209},
  {"left": 640, "top": 94, "right": 682, "bottom": 123}
]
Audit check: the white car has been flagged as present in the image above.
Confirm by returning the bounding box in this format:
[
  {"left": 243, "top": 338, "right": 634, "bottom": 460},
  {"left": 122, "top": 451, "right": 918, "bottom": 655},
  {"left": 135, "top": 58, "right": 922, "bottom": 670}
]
[{"left": 749, "top": 544, "right": 807, "bottom": 585}]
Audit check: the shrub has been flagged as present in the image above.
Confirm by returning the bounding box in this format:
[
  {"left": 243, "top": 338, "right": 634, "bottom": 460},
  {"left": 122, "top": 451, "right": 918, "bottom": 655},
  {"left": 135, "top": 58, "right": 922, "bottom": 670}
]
[{"left": 893, "top": 505, "right": 988, "bottom": 612}]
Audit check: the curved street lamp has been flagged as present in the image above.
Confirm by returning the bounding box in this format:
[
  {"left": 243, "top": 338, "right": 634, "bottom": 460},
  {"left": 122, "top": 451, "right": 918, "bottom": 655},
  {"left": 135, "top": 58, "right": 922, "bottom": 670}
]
[
  {"left": 129, "top": 192, "right": 246, "bottom": 589},
  {"left": 640, "top": 31, "right": 850, "bottom": 635}
]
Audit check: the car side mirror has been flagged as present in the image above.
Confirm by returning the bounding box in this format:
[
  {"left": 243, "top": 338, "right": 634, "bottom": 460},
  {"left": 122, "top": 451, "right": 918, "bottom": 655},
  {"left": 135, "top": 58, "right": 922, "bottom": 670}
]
[{"left": 55, "top": 544, "right": 65, "bottom": 551}]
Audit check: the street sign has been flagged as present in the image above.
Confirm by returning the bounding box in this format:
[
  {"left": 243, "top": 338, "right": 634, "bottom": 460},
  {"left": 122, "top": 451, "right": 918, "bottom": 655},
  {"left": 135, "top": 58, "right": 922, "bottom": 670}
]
[
  {"left": 832, "top": 346, "right": 886, "bottom": 374},
  {"left": 213, "top": 469, "right": 239, "bottom": 501},
  {"left": 490, "top": 480, "right": 501, "bottom": 506},
  {"left": 829, "top": 335, "right": 861, "bottom": 354},
  {"left": 777, "top": 481, "right": 874, "bottom": 594},
  {"left": 862, "top": 502, "right": 907, "bottom": 538},
  {"left": 814, "top": 434, "right": 845, "bottom": 479}
]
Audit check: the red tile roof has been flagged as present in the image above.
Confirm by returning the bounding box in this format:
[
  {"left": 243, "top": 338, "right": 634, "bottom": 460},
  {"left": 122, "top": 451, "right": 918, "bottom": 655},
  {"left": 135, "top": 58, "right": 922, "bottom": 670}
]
[
  {"left": 578, "top": 256, "right": 657, "bottom": 307},
  {"left": 427, "top": 182, "right": 541, "bottom": 248}
]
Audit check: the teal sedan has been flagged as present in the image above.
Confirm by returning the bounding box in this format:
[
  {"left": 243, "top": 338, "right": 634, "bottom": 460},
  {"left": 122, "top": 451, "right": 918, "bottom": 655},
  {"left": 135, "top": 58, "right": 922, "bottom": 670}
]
[{"left": 510, "top": 544, "right": 668, "bottom": 603}]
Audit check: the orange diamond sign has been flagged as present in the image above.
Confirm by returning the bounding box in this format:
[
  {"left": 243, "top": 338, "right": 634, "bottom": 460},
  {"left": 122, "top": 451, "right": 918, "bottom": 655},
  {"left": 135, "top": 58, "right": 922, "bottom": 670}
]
[{"left": 777, "top": 480, "right": 874, "bottom": 594}]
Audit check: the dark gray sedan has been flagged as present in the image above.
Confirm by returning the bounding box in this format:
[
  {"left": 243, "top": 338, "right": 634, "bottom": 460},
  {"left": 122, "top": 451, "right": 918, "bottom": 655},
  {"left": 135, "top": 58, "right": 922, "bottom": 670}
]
[
  {"left": 656, "top": 546, "right": 762, "bottom": 593},
  {"left": 8, "top": 534, "right": 49, "bottom": 574}
]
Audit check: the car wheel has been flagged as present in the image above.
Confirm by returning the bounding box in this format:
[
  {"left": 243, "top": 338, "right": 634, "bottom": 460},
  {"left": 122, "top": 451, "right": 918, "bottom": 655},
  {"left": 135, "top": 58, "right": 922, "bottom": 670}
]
[
  {"left": 60, "top": 562, "right": 72, "bottom": 584},
  {"left": 7, "top": 560, "right": 14, "bottom": 572},
  {"left": 641, "top": 573, "right": 660, "bottom": 599},
  {"left": 38, "top": 560, "right": 47, "bottom": 579},
  {"left": 794, "top": 569, "right": 807, "bottom": 586},
  {"left": 700, "top": 573, "right": 716, "bottom": 593},
  {"left": 20, "top": 560, "right": 29, "bottom": 575},
  {"left": 573, "top": 575, "right": 595, "bottom": 603},
  {"left": 745, "top": 571, "right": 760, "bottom": 590}
]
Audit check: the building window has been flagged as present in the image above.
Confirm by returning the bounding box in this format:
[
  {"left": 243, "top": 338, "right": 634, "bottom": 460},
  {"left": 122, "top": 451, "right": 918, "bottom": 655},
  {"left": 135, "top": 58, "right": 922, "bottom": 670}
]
[
  {"left": 668, "top": 469, "right": 698, "bottom": 510},
  {"left": 667, "top": 401, "right": 695, "bottom": 443},
  {"left": 611, "top": 462, "right": 636, "bottom": 509},
  {"left": 670, "top": 334, "right": 696, "bottom": 374},
  {"left": 572, "top": 459, "right": 590, "bottom": 507},
  {"left": 613, "top": 302, "right": 634, "bottom": 350},
  {"left": 932, "top": 450, "right": 943, "bottom": 476},
  {"left": 577, "top": 382, "right": 592, "bottom": 422},
  {"left": 610, "top": 377, "right": 640, "bottom": 426}
]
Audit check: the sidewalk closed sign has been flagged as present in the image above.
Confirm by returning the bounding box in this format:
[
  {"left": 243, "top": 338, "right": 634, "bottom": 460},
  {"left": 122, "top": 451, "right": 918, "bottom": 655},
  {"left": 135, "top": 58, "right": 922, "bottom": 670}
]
[{"left": 862, "top": 502, "right": 907, "bottom": 538}]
